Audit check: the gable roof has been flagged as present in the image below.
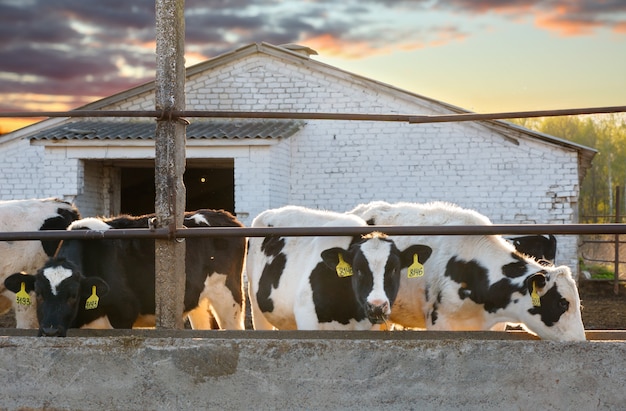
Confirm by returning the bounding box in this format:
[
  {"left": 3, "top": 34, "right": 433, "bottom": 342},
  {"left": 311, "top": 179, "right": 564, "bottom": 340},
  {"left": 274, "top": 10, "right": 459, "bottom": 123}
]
[
  {"left": 2, "top": 42, "right": 596, "bottom": 170},
  {"left": 29, "top": 119, "right": 304, "bottom": 141}
]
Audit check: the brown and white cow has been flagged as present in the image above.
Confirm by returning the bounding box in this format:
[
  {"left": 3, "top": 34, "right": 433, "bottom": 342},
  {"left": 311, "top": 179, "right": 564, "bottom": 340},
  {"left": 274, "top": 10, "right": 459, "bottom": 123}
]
[{"left": 349, "top": 201, "right": 585, "bottom": 341}]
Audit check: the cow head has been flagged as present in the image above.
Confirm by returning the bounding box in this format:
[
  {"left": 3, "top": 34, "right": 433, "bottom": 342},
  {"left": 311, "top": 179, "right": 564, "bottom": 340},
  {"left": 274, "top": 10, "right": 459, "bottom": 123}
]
[
  {"left": 4, "top": 258, "right": 109, "bottom": 337},
  {"left": 321, "top": 233, "right": 432, "bottom": 325},
  {"left": 518, "top": 266, "right": 585, "bottom": 341},
  {"left": 510, "top": 234, "right": 557, "bottom": 263}
]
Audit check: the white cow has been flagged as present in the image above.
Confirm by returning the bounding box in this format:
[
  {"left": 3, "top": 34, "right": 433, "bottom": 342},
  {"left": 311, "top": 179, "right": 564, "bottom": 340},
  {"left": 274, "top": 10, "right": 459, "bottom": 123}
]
[
  {"left": 0, "top": 198, "right": 80, "bottom": 328},
  {"left": 349, "top": 201, "right": 586, "bottom": 341},
  {"left": 247, "top": 205, "right": 432, "bottom": 330}
]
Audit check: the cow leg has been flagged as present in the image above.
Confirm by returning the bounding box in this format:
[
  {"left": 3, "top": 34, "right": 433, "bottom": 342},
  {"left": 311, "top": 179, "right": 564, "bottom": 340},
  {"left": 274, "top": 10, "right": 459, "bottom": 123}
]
[
  {"left": 248, "top": 282, "right": 276, "bottom": 330},
  {"left": 196, "top": 273, "right": 245, "bottom": 330},
  {"left": 186, "top": 298, "right": 216, "bottom": 330}
]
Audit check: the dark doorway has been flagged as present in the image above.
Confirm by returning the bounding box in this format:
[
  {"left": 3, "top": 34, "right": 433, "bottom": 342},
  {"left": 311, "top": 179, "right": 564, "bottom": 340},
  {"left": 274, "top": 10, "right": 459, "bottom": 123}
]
[{"left": 120, "top": 161, "right": 235, "bottom": 216}]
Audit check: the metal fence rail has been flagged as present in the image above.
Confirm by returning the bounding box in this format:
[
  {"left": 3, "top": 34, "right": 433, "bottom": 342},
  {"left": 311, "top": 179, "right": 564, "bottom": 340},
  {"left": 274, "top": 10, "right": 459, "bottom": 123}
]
[
  {"left": 2, "top": 105, "right": 625, "bottom": 123},
  {"left": 2, "top": 223, "right": 626, "bottom": 241}
]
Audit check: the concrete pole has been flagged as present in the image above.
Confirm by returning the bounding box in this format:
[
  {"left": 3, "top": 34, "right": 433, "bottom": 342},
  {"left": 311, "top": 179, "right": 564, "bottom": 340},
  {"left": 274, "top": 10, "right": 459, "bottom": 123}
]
[{"left": 154, "top": 0, "right": 186, "bottom": 329}]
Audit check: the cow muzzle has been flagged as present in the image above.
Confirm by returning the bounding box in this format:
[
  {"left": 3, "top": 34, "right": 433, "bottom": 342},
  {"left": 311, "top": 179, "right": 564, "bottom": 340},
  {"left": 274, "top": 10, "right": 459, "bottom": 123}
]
[
  {"left": 38, "top": 326, "right": 66, "bottom": 337},
  {"left": 365, "top": 300, "right": 390, "bottom": 324}
]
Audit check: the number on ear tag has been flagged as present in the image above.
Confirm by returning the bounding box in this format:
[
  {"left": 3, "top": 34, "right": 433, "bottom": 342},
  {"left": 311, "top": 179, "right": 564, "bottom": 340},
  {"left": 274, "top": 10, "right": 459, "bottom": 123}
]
[
  {"left": 336, "top": 253, "right": 353, "bottom": 277},
  {"left": 531, "top": 282, "right": 541, "bottom": 307},
  {"left": 85, "top": 285, "right": 99, "bottom": 310},
  {"left": 407, "top": 254, "right": 425, "bottom": 278},
  {"left": 16, "top": 282, "right": 31, "bottom": 306}
]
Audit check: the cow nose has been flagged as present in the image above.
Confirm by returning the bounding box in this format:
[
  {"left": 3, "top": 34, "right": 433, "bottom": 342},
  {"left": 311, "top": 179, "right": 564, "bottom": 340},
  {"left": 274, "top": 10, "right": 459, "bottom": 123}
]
[
  {"left": 39, "top": 326, "right": 62, "bottom": 337},
  {"left": 366, "top": 300, "right": 390, "bottom": 322}
]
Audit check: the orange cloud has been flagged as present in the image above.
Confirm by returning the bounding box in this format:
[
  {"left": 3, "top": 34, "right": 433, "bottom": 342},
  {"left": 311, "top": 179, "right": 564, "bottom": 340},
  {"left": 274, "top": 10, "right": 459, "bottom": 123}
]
[
  {"left": 614, "top": 21, "right": 626, "bottom": 34},
  {"left": 185, "top": 51, "right": 210, "bottom": 67},
  {"left": 534, "top": 7, "right": 601, "bottom": 36},
  {"left": 304, "top": 30, "right": 464, "bottom": 60},
  {"left": 304, "top": 34, "right": 386, "bottom": 59},
  {"left": 456, "top": 2, "right": 624, "bottom": 37}
]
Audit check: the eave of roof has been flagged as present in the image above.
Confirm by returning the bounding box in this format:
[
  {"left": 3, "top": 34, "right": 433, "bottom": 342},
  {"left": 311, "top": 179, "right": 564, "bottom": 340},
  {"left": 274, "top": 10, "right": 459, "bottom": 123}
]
[{"left": 28, "top": 119, "right": 305, "bottom": 141}]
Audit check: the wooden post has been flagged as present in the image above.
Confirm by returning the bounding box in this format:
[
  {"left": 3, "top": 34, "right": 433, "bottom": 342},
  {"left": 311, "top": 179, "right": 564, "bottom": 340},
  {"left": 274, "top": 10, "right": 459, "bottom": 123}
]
[{"left": 154, "top": 0, "right": 186, "bottom": 329}]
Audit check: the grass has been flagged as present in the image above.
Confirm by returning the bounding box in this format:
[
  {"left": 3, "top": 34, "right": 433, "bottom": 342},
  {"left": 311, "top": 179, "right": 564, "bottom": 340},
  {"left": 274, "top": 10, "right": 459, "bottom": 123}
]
[{"left": 582, "top": 262, "right": 615, "bottom": 280}]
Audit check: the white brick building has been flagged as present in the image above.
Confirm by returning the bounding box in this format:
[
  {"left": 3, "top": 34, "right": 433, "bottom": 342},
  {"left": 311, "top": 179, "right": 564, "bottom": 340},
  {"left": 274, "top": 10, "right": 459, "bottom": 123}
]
[{"left": 0, "top": 42, "right": 596, "bottom": 271}]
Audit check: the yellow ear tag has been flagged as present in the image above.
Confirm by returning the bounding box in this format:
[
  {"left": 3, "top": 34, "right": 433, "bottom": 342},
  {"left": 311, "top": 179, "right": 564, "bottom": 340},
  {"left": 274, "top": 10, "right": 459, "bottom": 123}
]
[
  {"left": 16, "top": 282, "right": 31, "bottom": 306},
  {"left": 336, "top": 253, "right": 353, "bottom": 278},
  {"left": 85, "top": 286, "right": 99, "bottom": 310},
  {"left": 531, "top": 282, "right": 541, "bottom": 307},
  {"left": 407, "top": 254, "right": 425, "bottom": 278}
]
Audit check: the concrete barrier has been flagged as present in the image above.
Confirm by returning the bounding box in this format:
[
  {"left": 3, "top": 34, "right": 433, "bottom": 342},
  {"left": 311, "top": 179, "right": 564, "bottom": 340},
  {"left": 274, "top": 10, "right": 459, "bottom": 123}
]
[{"left": 0, "top": 330, "right": 624, "bottom": 410}]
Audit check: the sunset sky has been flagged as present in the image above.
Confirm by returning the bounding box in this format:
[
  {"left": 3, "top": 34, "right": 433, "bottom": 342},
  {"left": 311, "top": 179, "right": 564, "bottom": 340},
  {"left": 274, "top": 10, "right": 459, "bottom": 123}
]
[{"left": 1, "top": 0, "right": 625, "bottom": 133}]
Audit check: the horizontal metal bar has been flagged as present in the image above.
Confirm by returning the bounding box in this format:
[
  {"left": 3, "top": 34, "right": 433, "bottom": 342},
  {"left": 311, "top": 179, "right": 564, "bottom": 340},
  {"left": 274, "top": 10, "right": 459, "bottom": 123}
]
[
  {"left": 175, "top": 224, "right": 626, "bottom": 237},
  {"left": 1, "top": 105, "right": 625, "bottom": 123},
  {"left": 1, "top": 224, "right": 626, "bottom": 241},
  {"left": 0, "top": 228, "right": 171, "bottom": 241},
  {"left": 581, "top": 240, "right": 626, "bottom": 244}
]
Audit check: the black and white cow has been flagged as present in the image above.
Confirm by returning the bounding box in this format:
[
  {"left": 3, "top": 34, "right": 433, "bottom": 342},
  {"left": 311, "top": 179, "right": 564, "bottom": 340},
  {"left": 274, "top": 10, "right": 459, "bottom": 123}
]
[
  {"left": 247, "top": 206, "right": 432, "bottom": 330},
  {"left": 349, "top": 201, "right": 585, "bottom": 341},
  {"left": 4, "top": 209, "right": 246, "bottom": 336},
  {"left": 0, "top": 198, "right": 80, "bottom": 328},
  {"left": 508, "top": 234, "right": 557, "bottom": 264}
]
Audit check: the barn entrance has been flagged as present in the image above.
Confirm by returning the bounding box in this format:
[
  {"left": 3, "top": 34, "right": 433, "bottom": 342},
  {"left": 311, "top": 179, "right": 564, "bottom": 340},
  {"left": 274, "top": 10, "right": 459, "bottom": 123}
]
[{"left": 118, "top": 159, "right": 235, "bottom": 216}]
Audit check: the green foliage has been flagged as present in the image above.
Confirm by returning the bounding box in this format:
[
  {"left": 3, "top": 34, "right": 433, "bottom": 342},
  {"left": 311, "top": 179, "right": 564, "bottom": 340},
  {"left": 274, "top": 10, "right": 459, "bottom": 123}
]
[
  {"left": 586, "top": 263, "right": 614, "bottom": 280},
  {"left": 513, "top": 114, "right": 626, "bottom": 222},
  {"left": 579, "top": 258, "right": 615, "bottom": 279}
]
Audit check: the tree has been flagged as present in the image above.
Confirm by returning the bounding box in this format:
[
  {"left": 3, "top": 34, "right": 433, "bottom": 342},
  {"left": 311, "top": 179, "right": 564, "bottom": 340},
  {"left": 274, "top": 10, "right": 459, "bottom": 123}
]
[{"left": 513, "top": 115, "right": 626, "bottom": 222}]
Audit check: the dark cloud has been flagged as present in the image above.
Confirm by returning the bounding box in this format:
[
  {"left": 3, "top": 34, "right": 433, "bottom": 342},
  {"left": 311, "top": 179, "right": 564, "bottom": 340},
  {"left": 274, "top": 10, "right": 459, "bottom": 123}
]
[
  {"left": 0, "top": 46, "right": 117, "bottom": 81},
  {"left": 0, "top": 0, "right": 624, "bottom": 118}
]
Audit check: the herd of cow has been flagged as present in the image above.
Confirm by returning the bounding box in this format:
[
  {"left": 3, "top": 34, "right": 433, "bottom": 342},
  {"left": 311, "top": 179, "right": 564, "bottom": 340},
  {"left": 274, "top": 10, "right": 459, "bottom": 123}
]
[{"left": 0, "top": 197, "right": 585, "bottom": 340}]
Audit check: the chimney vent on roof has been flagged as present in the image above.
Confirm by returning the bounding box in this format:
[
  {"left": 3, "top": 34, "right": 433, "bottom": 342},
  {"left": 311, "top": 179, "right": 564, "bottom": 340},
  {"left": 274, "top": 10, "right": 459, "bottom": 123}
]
[{"left": 279, "top": 43, "right": 318, "bottom": 58}]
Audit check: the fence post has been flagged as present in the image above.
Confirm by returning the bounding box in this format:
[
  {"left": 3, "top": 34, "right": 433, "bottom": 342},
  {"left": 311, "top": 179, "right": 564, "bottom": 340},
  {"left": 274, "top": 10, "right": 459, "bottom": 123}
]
[
  {"left": 154, "top": 0, "right": 186, "bottom": 328},
  {"left": 615, "top": 185, "right": 621, "bottom": 295}
]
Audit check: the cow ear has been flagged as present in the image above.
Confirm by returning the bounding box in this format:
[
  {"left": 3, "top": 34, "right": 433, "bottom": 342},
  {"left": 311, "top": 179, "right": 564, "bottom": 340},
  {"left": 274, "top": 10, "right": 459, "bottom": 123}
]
[
  {"left": 399, "top": 244, "right": 432, "bottom": 267},
  {"left": 320, "top": 247, "right": 353, "bottom": 270},
  {"left": 80, "top": 277, "right": 110, "bottom": 299},
  {"left": 526, "top": 272, "right": 548, "bottom": 307},
  {"left": 549, "top": 235, "right": 557, "bottom": 247},
  {"left": 526, "top": 272, "right": 547, "bottom": 291},
  {"left": 4, "top": 272, "right": 36, "bottom": 293}
]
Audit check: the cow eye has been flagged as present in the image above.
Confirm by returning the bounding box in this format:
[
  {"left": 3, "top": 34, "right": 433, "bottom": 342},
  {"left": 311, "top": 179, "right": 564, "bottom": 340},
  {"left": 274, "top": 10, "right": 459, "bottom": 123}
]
[{"left": 559, "top": 298, "right": 570, "bottom": 311}]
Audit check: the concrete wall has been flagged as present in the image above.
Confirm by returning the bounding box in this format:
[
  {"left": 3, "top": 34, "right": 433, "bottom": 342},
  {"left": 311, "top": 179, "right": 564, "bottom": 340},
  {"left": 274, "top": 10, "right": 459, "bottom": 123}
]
[{"left": 0, "top": 330, "right": 623, "bottom": 410}]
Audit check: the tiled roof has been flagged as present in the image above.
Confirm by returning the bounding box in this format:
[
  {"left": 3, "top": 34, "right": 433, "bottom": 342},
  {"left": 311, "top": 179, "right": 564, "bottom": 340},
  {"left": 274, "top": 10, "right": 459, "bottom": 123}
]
[{"left": 29, "top": 120, "right": 305, "bottom": 140}]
